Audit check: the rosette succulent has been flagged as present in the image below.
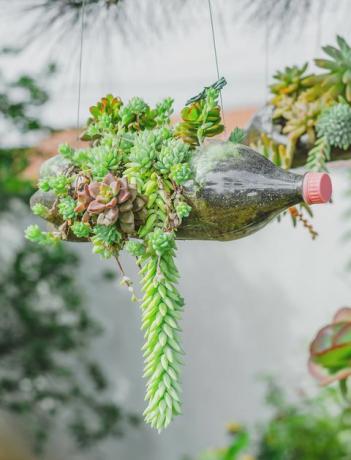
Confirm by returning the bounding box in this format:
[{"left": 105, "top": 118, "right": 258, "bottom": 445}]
[
  {"left": 316, "top": 102, "right": 351, "bottom": 150},
  {"left": 74, "top": 173, "right": 147, "bottom": 232},
  {"left": 270, "top": 63, "right": 311, "bottom": 100},
  {"left": 175, "top": 86, "right": 225, "bottom": 147},
  {"left": 314, "top": 35, "right": 351, "bottom": 102},
  {"left": 309, "top": 308, "right": 351, "bottom": 386}
]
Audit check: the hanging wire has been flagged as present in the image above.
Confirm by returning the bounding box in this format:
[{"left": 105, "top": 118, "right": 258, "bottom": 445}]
[
  {"left": 207, "top": 0, "right": 225, "bottom": 126},
  {"left": 264, "top": 16, "right": 270, "bottom": 103},
  {"left": 76, "top": 0, "right": 87, "bottom": 138},
  {"left": 315, "top": 0, "right": 325, "bottom": 53}
]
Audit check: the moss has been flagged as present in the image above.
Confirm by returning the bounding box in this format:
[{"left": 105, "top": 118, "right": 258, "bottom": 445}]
[{"left": 192, "top": 141, "right": 241, "bottom": 182}]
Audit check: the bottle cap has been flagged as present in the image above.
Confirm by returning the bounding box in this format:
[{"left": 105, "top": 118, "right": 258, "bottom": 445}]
[{"left": 303, "top": 172, "right": 332, "bottom": 205}]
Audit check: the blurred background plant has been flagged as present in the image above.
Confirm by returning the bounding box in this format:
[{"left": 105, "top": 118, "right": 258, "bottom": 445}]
[
  {"left": 186, "top": 379, "right": 351, "bottom": 460},
  {"left": 0, "top": 54, "right": 138, "bottom": 453}
]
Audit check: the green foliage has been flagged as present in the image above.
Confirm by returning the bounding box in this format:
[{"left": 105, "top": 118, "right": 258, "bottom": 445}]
[
  {"left": 170, "top": 162, "right": 192, "bottom": 185},
  {"left": 309, "top": 308, "right": 351, "bottom": 386},
  {"left": 175, "top": 84, "right": 225, "bottom": 147},
  {"left": 257, "top": 380, "right": 351, "bottom": 460},
  {"left": 58, "top": 196, "right": 77, "bottom": 220},
  {"left": 32, "top": 203, "right": 50, "bottom": 219},
  {"left": 306, "top": 136, "right": 331, "bottom": 172},
  {"left": 191, "top": 425, "right": 251, "bottom": 460},
  {"left": 1, "top": 60, "right": 137, "bottom": 453},
  {"left": 229, "top": 127, "right": 246, "bottom": 145},
  {"left": 82, "top": 94, "right": 174, "bottom": 142},
  {"left": 263, "top": 36, "right": 351, "bottom": 171},
  {"left": 25, "top": 224, "right": 60, "bottom": 246},
  {"left": 125, "top": 240, "right": 146, "bottom": 257},
  {"left": 28, "top": 82, "right": 226, "bottom": 430},
  {"left": 0, "top": 62, "right": 54, "bottom": 133},
  {"left": 39, "top": 174, "right": 71, "bottom": 196},
  {"left": 156, "top": 138, "right": 191, "bottom": 174},
  {"left": 0, "top": 148, "right": 34, "bottom": 210},
  {"left": 314, "top": 35, "right": 351, "bottom": 102},
  {"left": 270, "top": 63, "right": 311, "bottom": 98},
  {"left": 71, "top": 221, "right": 91, "bottom": 238},
  {"left": 139, "top": 236, "right": 184, "bottom": 430},
  {"left": 176, "top": 201, "right": 192, "bottom": 219},
  {"left": 0, "top": 241, "right": 137, "bottom": 452},
  {"left": 317, "top": 102, "right": 351, "bottom": 150}
]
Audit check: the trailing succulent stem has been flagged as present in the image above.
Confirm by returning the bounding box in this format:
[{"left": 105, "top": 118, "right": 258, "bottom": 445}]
[
  {"left": 137, "top": 235, "right": 183, "bottom": 430},
  {"left": 26, "top": 80, "right": 225, "bottom": 430}
]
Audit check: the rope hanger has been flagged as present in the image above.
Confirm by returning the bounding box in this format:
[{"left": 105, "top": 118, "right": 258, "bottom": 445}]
[
  {"left": 207, "top": 0, "right": 225, "bottom": 126},
  {"left": 76, "top": 0, "right": 86, "bottom": 138}
]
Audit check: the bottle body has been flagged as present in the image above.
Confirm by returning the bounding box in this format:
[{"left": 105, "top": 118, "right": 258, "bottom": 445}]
[
  {"left": 178, "top": 142, "right": 307, "bottom": 241},
  {"left": 30, "top": 141, "right": 331, "bottom": 242}
]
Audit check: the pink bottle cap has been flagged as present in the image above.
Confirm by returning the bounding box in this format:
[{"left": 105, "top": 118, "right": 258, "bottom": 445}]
[{"left": 303, "top": 172, "right": 332, "bottom": 205}]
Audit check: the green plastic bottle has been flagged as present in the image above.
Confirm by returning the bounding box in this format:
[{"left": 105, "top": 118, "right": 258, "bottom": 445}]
[{"left": 177, "top": 141, "right": 332, "bottom": 241}]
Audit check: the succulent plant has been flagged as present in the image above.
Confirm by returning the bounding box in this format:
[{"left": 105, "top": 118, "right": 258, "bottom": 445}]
[
  {"left": 25, "top": 224, "right": 60, "bottom": 246},
  {"left": 39, "top": 174, "right": 71, "bottom": 196},
  {"left": 32, "top": 202, "right": 50, "bottom": 219},
  {"left": 316, "top": 102, "right": 351, "bottom": 150},
  {"left": 125, "top": 240, "right": 146, "bottom": 257},
  {"left": 306, "top": 136, "right": 331, "bottom": 172},
  {"left": 26, "top": 82, "right": 227, "bottom": 431},
  {"left": 282, "top": 96, "right": 322, "bottom": 166},
  {"left": 175, "top": 85, "right": 224, "bottom": 147},
  {"left": 156, "top": 138, "right": 191, "bottom": 174},
  {"left": 71, "top": 221, "right": 91, "bottom": 238},
  {"left": 313, "top": 35, "right": 351, "bottom": 102},
  {"left": 58, "top": 196, "right": 77, "bottom": 220},
  {"left": 309, "top": 308, "right": 351, "bottom": 386},
  {"left": 75, "top": 173, "right": 147, "bottom": 232},
  {"left": 175, "top": 201, "right": 192, "bottom": 220},
  {"left": 270, "top": 63, "right": 311, "bottom": 98},
  {"left": 229, "top": 127, "right": 246, "bottom": 145}
]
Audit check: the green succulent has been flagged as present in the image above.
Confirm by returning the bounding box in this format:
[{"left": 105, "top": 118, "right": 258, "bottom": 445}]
[
  {"left": 281, "top": 96, "right": 323, "bottom": 166},
  {"left": 156, "top": 138, "right": 190, "bottom": 174},
  {"left": 128, "top": 130, "right": 161, "bottom": 172},
  {"left": 317, "top": 102, "right": 351, "bottom": 150},
  {"left": 32, "top": 203, "right": 50, "bottom": 219},
  {"left": 314, "top": 35, "right": 351, "bottom": 102},
  {"left": 154, "top": 97, "right": 174, "bottom": 126},
  {"left": 270, "top": 63, "right": 311, "bottom": 98},
  {"left": 125, "top": 240, "right": 146, "bottom": 257},
  {"left": 93, "top": 224, "right": 121, "bottom": 245},
  {"left": 170, "top": 163, "right": 192, "bottom": 185},
  {"left": 58, "top": 196, "right": 77, "bottom": 220},
  {"left": 88, "top": 145, "right": 120, "bottom": 180},
  {"left": 149, "top": 229, "right": 175, "bottom": 256},
  {"left": 175, "top": 86, "right": 224, "bottom": 147},
  {"left": 39, "top": 174, "right": 71, "bottom": 196},
  {"left": 176, "top": 201, "right": 192, "bottom": 219},
  {"left": 27, "top": 82, "right": 225, "bottom": 431},
  {"left": 58, "top": 143, "right": 75, "bottom": 161},
  {"left": 71, "top": 221, "right": 91, "bottom": 238},
  {"left": 229, "top": 127, "right": 246, "bottom": 145},
  {"left": 25, "top": 224, "right": 59, "bottom": 246}
]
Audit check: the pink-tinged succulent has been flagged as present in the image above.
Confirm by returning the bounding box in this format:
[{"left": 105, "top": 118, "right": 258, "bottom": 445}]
[
  {"left": 309, "top": 307, "right": 351, "bottom": 385},
  {"left": 74, "top": 173, "right": 147, "bottom": 232}
]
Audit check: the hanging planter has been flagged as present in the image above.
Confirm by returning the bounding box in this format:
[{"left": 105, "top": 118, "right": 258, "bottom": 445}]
[
  {"left": 246, "top": 35, "right": 351, "bottom": 171},
  {"left": 26, "top": 79, "right": 332, "bottom": 431}
]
